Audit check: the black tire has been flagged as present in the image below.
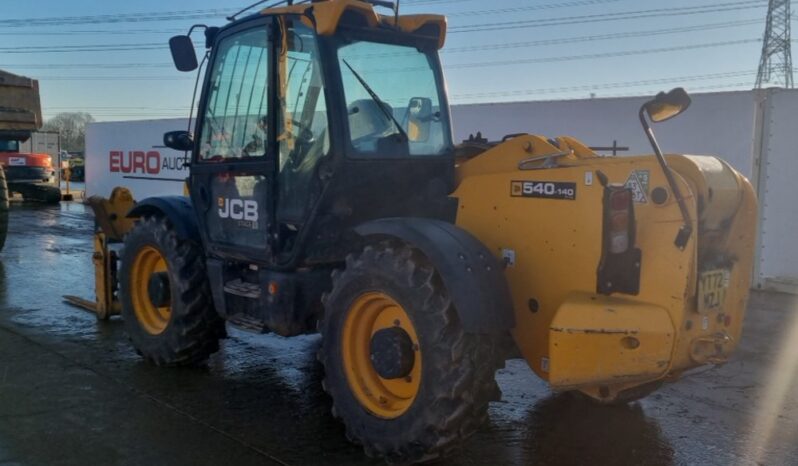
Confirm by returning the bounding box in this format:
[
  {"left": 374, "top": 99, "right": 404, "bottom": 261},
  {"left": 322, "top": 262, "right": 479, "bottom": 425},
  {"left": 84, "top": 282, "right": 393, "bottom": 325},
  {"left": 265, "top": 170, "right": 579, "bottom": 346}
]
[
  {"left": 0, "top": 167, "right": 8, "bottom": 252},
  {"left": 319, "top": 243, "right": 503, "bottom": 463},
  {"left": 120, "top": 215, "right": 224, "bottom": 366},
  {"left": 12, "top": 183, "right": 61, "bottom": 204}
]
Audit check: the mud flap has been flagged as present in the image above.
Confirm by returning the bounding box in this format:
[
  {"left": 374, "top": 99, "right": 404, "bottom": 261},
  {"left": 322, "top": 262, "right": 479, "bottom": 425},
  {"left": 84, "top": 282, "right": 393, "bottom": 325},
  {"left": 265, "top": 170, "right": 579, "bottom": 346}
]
[
  {"left": 548, "top": 292, "right": 674, "bottom": 389},
  {"left": 354, "top": 218, "right": 515, "bottom": 334}
]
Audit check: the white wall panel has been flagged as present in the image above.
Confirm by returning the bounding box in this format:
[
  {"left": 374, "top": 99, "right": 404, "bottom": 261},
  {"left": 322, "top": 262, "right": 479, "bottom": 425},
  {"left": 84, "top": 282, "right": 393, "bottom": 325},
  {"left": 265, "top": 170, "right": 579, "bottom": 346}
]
[{"left": 85, "top": 118, "right": 189, "bottom": 198}]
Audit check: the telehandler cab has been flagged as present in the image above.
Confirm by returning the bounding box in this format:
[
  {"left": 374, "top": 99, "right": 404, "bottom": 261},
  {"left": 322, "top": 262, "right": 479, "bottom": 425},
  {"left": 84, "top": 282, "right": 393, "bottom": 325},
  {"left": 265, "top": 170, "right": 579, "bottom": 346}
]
[{"left": 104, "top": 0, "right": 757, "bottom": 462}]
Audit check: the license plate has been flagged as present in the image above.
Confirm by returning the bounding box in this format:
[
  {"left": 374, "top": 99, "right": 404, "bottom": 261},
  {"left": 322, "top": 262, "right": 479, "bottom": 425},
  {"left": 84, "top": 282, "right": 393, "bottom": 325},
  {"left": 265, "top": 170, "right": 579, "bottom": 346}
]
[{"left": 699, "top": 269, "right": 730, "bottom": 313}]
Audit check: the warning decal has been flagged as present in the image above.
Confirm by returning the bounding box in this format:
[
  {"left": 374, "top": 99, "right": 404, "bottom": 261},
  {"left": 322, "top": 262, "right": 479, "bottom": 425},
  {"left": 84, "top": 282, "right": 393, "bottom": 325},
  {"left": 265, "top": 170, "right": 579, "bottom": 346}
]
[{"left": 624, "top": 170, "right": 650, "bottom": 203}]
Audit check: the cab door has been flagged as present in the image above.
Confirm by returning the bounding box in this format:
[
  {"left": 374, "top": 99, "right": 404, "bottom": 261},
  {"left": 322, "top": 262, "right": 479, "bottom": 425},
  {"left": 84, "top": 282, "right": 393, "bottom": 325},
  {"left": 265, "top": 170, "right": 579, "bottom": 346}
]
[{"left": 190, "top": 21, "right": 276, "bottom": 263}]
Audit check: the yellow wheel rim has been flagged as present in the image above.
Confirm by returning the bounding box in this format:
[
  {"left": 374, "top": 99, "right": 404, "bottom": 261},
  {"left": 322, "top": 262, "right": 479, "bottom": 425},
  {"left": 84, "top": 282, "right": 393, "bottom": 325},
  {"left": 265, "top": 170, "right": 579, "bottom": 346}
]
[
  {"left": 342, "top": 292, "right": 421, "bottom": 419},
  {"left": 129, "top": 245, "right": 171, "bottom": 335}
]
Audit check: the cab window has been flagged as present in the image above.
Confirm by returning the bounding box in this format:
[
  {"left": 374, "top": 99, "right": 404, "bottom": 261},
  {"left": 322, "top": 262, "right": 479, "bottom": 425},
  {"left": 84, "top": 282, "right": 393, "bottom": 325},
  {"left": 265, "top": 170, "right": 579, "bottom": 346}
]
[
  {"left": 276, "top": 19, "right": 329, "bottom": 224},
  {"left": 0, "top": 140, "right": 19, "bottom": 152},
  {"left": 336, "top": 38, "right": 451, "bottom": 157},
  {"left": 199, "top": 27, "right": 271, "bottom": 161}
]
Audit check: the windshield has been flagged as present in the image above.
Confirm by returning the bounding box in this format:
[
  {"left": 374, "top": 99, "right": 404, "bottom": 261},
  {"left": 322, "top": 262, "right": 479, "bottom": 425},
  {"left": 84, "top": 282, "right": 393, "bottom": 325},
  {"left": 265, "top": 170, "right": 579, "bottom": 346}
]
[
  {"left": 336, "top": 38, "right": 451, "bottom": 157},
  {"left": 0, "top": 140, "right": 19, "bottom": 153}
]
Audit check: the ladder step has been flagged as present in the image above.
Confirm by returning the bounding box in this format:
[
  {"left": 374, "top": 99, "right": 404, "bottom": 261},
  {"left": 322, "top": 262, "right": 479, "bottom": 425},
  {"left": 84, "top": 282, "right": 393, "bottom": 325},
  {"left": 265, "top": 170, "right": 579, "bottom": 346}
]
[
  {"left": 227, "top": 314, "right": 268, "bottom": 333},
  {"left": 223, "top": 279, "right": 261, "bottom": 299}
]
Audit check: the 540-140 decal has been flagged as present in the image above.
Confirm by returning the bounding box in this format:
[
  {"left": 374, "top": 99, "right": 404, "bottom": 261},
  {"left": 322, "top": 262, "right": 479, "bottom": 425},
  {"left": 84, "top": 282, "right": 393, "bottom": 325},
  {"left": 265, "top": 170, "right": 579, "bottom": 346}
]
[{"left": 511, "top": 180, "right": 577, "bottom": 200}]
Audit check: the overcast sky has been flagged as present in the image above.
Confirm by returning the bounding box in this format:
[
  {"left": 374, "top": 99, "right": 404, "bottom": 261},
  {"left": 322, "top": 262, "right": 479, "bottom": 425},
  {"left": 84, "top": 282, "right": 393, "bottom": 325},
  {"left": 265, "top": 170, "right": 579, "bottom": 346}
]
[{"left": 0, "top": 0, "right": 772, "bottom": 121}]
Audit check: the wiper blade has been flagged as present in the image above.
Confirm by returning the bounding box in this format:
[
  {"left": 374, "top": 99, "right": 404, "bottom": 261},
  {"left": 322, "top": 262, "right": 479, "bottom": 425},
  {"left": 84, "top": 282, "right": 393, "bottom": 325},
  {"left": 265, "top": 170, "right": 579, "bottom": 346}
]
[{"left": 342, "top": 59, "right": 408, "bottom": 141}]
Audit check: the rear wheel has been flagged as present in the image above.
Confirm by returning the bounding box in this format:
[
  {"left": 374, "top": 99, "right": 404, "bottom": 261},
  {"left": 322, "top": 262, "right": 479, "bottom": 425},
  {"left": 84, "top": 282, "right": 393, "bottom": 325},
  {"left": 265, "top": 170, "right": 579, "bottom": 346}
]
[
  {"left": 0, "top": 167, "right": 9, "bottom": 252},
  {"left": 319, "top": 243, "right": 503, "bottom": 463},
  {"left": 120, "top": 215, "right": 224, "bottom": 366}
]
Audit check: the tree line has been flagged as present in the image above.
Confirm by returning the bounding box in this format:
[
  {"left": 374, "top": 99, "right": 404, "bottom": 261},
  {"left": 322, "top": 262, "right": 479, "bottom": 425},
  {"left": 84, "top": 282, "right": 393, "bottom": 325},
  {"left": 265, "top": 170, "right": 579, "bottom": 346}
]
[{"left": 42, "top": 112, "right": 94, "bottom": 153}]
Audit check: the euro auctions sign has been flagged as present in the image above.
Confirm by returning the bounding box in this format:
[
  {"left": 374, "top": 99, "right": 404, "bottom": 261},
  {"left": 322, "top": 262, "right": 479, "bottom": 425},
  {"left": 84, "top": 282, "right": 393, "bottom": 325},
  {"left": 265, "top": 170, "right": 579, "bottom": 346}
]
[{"left": 85, "top": 118, "right": 190, "bottom": 198}]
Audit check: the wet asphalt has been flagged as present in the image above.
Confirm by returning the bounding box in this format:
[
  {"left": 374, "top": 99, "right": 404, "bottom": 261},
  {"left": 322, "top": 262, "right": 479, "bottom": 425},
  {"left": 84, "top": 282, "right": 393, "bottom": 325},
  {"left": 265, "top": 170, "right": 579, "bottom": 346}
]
[{"left": 0, "top": 202, "right": 796, "bottom": 466}]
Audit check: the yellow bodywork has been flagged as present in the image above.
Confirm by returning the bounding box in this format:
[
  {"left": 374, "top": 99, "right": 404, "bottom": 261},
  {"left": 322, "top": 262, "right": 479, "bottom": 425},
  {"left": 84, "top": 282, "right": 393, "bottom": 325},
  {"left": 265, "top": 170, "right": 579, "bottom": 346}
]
[
  {"left": 454, "top": 135, "right": 757, "bottom": 400},
  {"left": 263, "top": 0, "right": 447, "bottom": 48}
]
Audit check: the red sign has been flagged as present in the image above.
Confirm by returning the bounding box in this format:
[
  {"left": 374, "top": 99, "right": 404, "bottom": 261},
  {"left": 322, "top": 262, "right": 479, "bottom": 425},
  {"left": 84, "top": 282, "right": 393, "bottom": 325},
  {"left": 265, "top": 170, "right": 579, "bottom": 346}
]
[{"left": 109, "top": 150, "right": 161, "bottom": 175}]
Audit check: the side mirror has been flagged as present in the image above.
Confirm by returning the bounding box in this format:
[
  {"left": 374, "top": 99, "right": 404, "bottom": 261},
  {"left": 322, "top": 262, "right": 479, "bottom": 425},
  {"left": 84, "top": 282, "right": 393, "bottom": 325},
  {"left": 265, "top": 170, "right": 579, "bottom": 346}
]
[
  {"left": 643, "top": 87, "right": 691, "bottom": 123},
  {"left": 407, "top": 97, "right": 433, "bottom": 142},
  {"left": 164, "top": 131, "right": 194, "bottom": 152},
  {"left": 638, "top": 87, "right": 694, "bottom": 249},
  {"left": 169, "top": 35, "right": 198, "bottom": 72}
]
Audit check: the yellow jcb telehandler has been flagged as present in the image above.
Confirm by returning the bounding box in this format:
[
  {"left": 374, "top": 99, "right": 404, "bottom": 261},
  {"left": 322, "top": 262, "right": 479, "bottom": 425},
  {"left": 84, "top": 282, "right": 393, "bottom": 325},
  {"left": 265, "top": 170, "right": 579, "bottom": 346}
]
[{"left": 73, "top": 0, "right": 758, "bottom": 462}]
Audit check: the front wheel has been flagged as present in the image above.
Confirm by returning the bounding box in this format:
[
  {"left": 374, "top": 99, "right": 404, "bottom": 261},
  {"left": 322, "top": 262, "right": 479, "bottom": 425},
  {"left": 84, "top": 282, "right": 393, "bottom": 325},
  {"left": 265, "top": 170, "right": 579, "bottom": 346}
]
[
  {"left": 120, "top": 215, "right": 224, "bottom": 366},
  {"left": 319, "top": 243, "right": 503, "bottom": 463}
]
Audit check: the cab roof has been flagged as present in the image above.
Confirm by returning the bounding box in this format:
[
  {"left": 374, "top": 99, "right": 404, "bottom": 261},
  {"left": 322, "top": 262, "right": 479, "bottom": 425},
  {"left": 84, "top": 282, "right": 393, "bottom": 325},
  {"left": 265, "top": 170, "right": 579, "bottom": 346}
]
[{"left": 260, "top": 0, "right": 447, "bottom": 48}]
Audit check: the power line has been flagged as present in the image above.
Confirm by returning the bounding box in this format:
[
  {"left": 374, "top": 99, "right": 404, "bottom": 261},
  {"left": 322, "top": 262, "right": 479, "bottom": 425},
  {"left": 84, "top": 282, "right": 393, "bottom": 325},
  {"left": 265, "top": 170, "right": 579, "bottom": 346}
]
[
  {"left": 45, "top": 106, "right": 191, "bottom": 110},
  {"left": 0, "top": 43, "right": 162, "bottom": 50},
  {"left": 443, "top": 39, "right": 760, "bottom": 70},
  {"left": 0, "top": 7, "right": 241, "bottom": 27},
  {"left": 446, "top": 0, "right": 626, "bottom": 17},
  {"left": 401, "top": 0, "right": 485, "bottom": 4},
  {"left": 0, "top": 0, "right": 620, "bottom": 29},
  {"left": 0, "top": 45, "right": 166, "bottom": 54},
  {"left": 0, "top": 0, "right": 759, "bottom": 37},
  {"left": 33, "top": 76, "right": 192, "bottom": 81},
  {"left": 450, "top": 0, "right": 768, "bottom": 33},
  {"left": 0, "top": 4, "right": 628, "bottom": 36},
  {"left": 0, "top": 29, "right": 183, "bottom": 36},
  {"left": 443, "top": 19, "right": 761, "bottom": 53},
  {"left": 584, "top": 81, "right": 757, "bottom": 99},
  {"left": 451, "top": 70, "right": 758, "bottom": 100},
  {"left": 0, "top": 0, "right": 764, "bottom": 54},
  {"left": 0, "top": 15, "right": 760, "bottom": 59},
  {"left": 0, "top": 63, "right": 173, "bottom": 69},
  {"left": 7, "top": 39, "right": 760, "bottom": 81}
]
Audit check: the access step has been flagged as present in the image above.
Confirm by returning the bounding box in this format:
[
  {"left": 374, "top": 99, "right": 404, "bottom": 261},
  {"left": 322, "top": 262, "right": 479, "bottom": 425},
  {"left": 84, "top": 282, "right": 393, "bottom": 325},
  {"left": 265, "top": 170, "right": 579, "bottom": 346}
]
[{"left": 223, "top": 279, "right": 261, "bottom": 299}]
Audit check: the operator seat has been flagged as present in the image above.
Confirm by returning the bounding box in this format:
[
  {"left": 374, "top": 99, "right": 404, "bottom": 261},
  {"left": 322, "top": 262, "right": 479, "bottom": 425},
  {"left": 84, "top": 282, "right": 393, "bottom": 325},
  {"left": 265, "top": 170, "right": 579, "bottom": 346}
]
[{"left": 348, "top": 99, "right": 395, "bottom": 152}]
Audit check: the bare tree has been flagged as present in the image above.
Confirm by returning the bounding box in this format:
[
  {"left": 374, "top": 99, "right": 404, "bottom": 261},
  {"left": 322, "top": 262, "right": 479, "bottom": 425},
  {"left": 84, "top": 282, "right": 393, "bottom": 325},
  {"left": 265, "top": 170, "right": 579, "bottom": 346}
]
[{"left": 42, "top": 112, "right": 94, "bottom": 153}]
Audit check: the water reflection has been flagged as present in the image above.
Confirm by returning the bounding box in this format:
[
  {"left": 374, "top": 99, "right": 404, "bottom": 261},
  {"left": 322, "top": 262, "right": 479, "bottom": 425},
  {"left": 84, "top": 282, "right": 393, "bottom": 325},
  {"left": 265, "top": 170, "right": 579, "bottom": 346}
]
[
  {"left": 521, "top": 393, "right": 673, "bottom": 466},
  {"left": 0, "top": 260, "right": 7, "bottom": 306}
]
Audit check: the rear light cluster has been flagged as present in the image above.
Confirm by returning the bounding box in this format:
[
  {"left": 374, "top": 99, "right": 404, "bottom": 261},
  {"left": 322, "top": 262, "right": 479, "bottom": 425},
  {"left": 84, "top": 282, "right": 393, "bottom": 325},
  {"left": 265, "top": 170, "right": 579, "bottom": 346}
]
[
  {"left": 596, "top": 183, "right": 641, "bottom": 296},
  {"left": 608, "top": 189, "right": 633, "bottom": 254}
]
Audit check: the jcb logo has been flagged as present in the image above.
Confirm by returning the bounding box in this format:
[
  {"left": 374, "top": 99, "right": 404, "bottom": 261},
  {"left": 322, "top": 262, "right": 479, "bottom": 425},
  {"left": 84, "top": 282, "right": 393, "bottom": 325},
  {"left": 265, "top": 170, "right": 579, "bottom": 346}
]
[{"left": 218, "top": 197, "right": 259, "bottom": 221}]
